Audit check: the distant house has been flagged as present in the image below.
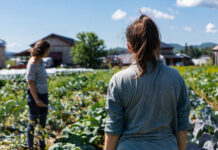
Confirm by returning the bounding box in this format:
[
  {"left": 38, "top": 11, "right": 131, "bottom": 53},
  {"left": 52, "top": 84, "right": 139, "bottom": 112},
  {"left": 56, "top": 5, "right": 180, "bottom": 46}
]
[
  {"left": 118, "top": 53, "right": 133, "bottom": 65},
  {"left": 212, "top": 45, "right": 218, "bottom": 65},
  {"left": 160, "top": 42, "right": 175, "bottom": 65},
  {"left": 176, "top": 53, "right": 194, "bottom": 66},
  {"left": 160, "top": 42, "right": 192, "bottom": 65},
  {"left": 106, "top": 42, "right": 191, "bottom": 66},
  {"left": 0, "top": 39, "right": 6, "bottom": 68},
  {"left": 104, "top": 55, "right": 121, "bottom": 66},
  {"left": 14, "top": 33, "right": 75, "bottom": 66}
]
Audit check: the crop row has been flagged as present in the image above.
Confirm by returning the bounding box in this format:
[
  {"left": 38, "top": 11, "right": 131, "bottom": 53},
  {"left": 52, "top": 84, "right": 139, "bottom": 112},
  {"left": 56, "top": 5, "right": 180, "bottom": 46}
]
[
  {"left": 175, "top": 65, "right": 218, "bottom": 110},
  {"left": 0, "top": 66, "right": 217, "bottom": 149}
]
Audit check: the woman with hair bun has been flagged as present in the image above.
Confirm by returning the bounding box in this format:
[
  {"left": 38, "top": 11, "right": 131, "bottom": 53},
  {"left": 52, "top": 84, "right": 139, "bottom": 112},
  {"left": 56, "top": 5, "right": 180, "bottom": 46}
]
[
  {"left": 104, "top": 15, "right": 190, "bottom": 150},
  {"left": 26, "top": 40, "right": 50, "bottom": 150}
]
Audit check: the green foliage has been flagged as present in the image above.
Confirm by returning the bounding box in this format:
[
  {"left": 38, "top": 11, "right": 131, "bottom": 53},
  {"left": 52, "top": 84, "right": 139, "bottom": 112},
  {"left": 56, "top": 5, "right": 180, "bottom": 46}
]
[
  {"left": 175, "top": 65, "right": 218, "bottom": 108},
  {"left": 71, "top": 32, "right": 107, "bottom": 68},
  {"left": 181, "top": 43, "right": 213, "bottom": 58},
  {"left": 200, "top": 47, "right": 213, "bottom": 56},
  {"left": 0, "top": 65, "right": 217, "bottom": 149},
  {"left": 181, "top": 43, "right": 201, "bottom": 58},
  {"left": 0, "top": 68, "right": 119, "bottom": 149},
  {"left": 5, "top": 59, "right": 16, "bottom": 66}
]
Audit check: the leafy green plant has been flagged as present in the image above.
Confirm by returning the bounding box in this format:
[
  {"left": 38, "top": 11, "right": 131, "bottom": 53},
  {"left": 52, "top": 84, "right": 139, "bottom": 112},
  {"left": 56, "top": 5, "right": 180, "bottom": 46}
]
[{"left": 0, "top": 66, "right": 217, "bottom": 149}]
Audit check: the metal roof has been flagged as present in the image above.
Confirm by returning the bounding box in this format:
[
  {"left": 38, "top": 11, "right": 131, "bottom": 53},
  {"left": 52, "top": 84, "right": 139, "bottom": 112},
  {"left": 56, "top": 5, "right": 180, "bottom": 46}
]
[
  {"left": 0, "top": 39, "right": 6, "bottom": 47},
  {"left": 14, "top": 49, "right": 30, "bottom": 56},
  {"left": 176, "top": 53, "right": 191, "bottom": 58},
  {"left": 30, "top": 33, "right": 75, "bottom": 47}
]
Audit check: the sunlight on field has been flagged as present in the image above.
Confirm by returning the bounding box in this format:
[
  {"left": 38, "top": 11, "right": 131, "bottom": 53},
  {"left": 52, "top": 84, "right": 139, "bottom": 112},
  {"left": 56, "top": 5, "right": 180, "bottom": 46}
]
[{"left": 0, "top": 66, "right": 217, "bottom": 149}]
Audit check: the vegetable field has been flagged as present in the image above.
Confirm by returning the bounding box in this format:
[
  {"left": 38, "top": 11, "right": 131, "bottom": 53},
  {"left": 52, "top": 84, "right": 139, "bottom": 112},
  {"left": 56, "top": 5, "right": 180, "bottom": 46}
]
[
  {"left": 0, "top": 65, "right": 217, "bottom": 149},
  {"left": 175, "top": 65, "right": 218, "bottom": 110}
]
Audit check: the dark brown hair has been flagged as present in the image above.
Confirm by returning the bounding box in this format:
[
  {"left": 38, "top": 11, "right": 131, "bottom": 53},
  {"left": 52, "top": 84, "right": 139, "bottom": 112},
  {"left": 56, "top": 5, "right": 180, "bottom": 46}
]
[
  {"left": 126, "top": 15, "right": 161, "bottom": 78},
  {"left": 30, "top": 40, "right": 50, "bottom": 57}
]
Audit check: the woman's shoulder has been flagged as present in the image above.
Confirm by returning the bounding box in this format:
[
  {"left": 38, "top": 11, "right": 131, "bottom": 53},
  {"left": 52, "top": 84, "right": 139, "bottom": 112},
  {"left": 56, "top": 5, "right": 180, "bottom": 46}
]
[
  {"left": 161, "top": 63, "right": 181, "bottom": 76},
  {"left": 110, "top": 65, "right": 138, "bottom": 84},
  {"left": 160, "top": 64, "right": 185, "bottom": 85}
]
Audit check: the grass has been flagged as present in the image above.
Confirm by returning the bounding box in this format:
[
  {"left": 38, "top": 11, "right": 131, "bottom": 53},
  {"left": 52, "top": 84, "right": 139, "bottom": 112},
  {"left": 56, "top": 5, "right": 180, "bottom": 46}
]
[{"left": 5, "top": 59, "right": 16, "bottom": 66}]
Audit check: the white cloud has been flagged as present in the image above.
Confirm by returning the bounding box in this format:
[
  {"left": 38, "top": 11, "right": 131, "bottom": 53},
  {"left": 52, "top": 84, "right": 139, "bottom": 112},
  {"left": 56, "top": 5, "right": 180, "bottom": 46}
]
[
  {"left": 176, "top": 0, "right": 202, "bottom": 7},
  {"left": 176, "top": 0, "right": 218, "bottom": 8},
  {"left": 112, "top": 9, "right": 127, "bottom": 20},
  {"left": 184, "top": 26, "right": 192, "bottom": 32},
  {"left": 206, "top": 23, "right": 218, "bottom": 33},
  {"left": 7, "top": 43, "right": 21, "bottom": 48},
  {"left": 140, "top": 7, "right": 175, "bottom": 20}
]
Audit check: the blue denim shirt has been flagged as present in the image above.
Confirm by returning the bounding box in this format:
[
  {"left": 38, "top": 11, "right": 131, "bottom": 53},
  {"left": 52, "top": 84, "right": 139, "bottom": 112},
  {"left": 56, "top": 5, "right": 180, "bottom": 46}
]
[{"left": 104, "top": 61, "right": 190, "bottom": 150}]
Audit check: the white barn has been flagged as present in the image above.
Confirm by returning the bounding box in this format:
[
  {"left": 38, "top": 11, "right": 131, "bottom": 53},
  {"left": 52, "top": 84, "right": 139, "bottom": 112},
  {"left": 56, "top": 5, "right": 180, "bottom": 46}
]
[{"left": 0, "top": 39, "right": 6, "bottom": 68}]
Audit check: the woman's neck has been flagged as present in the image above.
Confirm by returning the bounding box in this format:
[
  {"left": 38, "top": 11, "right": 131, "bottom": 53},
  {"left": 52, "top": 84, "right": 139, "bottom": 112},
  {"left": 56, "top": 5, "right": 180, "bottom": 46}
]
[{"left": 32, "top": 56, "right": 42, "bottom": 64}]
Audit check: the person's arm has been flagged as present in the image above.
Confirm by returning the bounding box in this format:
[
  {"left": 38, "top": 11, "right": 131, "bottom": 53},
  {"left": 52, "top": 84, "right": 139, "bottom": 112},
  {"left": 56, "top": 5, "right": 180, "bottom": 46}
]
[
  {"left": 104, "top": 76, "right": 124, "bottom": 150},
  {"left": 177, "top": 130, "right": 187, "bottom": 150},
  {"left": 104, "top": 134, "right": 120, "bottom": 150},
  {"left": 28, "top": 80, "right": 46, "bottom": 107},
  {"left": 177, "top": 75, "right": 190, "bottom": 150}
]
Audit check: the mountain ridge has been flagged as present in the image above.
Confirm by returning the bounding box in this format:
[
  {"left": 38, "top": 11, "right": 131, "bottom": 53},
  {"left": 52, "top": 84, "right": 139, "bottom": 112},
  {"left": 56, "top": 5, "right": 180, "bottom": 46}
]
[
  {"left": 109, "top": 42, "right": 217, "bottom": 53},
  {"left": 168, "top": 42, "right": 217, "bottom": 52}
]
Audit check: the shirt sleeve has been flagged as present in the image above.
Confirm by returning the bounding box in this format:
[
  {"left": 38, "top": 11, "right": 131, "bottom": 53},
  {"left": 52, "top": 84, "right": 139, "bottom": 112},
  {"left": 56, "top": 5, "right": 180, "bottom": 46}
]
[
  {"left": 177, "top": 76, "right": 190, "bottom": 131},
  {"left": 26, "top": 64, "right": 37, "bottom": 81},
  {"left": 104, "top": 76, "right": 124, "bottom": 135}
]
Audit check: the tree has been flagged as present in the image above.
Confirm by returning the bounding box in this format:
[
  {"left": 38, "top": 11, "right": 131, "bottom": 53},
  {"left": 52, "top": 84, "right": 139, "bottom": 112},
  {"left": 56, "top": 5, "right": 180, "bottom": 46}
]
[
  {"left": 193, "top": 47, "right": 201, "bottom": 58},
  {"left": 184, "top": 43, "right": 188, "bottom": 54},
  {"left": 201, "top": 47, "right": 213, "bottom": 56},
  {"left": 187, "top": 45, "right": 194, "bottom": 57},
  {"left": 71, "top": 32, "right": 107, "bottom": 68},
  {"left": 181, "top": 43, "right": 201, "bottom": 58}
]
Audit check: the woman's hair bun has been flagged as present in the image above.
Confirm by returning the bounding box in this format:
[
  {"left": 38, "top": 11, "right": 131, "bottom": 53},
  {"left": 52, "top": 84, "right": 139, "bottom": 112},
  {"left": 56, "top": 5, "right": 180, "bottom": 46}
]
[{"left": 30, "top": 40, "right": 50, "bottom": 57}]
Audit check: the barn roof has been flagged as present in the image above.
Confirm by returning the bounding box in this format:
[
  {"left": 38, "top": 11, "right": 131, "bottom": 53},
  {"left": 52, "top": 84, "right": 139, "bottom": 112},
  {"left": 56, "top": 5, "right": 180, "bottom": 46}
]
[
  {"left": 213, "top": 45, "right": 218, "bottom": 51},
  {"left": 30, "top": 33, "right": 75, "bottom": 47},
  {"left": 176, "top": 53, "right": 191, "bottom": 58},
  {"left": 0, "top": 39, "right": 6, "bottom": 47},
  {"left": 161, "top": 42, "right": 173, "bottom": 49},
  {"left": 14, "top": 49, "right": 30, "bottom": 56}
]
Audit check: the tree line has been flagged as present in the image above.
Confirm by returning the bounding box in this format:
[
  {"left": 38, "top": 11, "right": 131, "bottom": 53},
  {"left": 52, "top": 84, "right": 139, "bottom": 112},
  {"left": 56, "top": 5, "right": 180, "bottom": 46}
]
[{"left": 181, "top": 43, "right": 213, "bottom": 58}]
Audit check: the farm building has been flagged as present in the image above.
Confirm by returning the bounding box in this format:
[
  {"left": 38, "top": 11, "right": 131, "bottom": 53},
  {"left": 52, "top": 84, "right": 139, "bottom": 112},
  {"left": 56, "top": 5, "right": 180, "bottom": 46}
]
[
  {"left": 106, "top": 42, "right": 192, "bottom": 66},
  {"left": 0, "top": 39, "right": 6, "bottom": 68},
  {"left": 160, "top": 42, "right": 192, "bottom": 65},
  {"left": 212, "top": 45, "right": 218, "bottom": 65},
  {"left": 14, "top": 33, "right": 75, "bottom": 66},
  {"left": 176, "top": 53, "right": 194, "bottom": 66},
  {"left": 118, "top": 53, "right": 133, "bottom": 66}
]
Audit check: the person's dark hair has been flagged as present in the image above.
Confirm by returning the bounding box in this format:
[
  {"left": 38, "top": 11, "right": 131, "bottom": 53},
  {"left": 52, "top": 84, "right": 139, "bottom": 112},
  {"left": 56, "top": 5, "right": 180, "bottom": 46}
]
[
  {"left": 126, "top": 15, "right": 161, "bottom": 78},
  {"left": 30, "top": 40, "right": 50, "bottom": 57}
]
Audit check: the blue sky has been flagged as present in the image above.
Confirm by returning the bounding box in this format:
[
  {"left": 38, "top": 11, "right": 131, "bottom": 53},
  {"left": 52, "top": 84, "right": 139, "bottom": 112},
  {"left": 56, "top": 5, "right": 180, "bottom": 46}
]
[{"left": 0, "top": 0, "right": 218, "bottom": 52}]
